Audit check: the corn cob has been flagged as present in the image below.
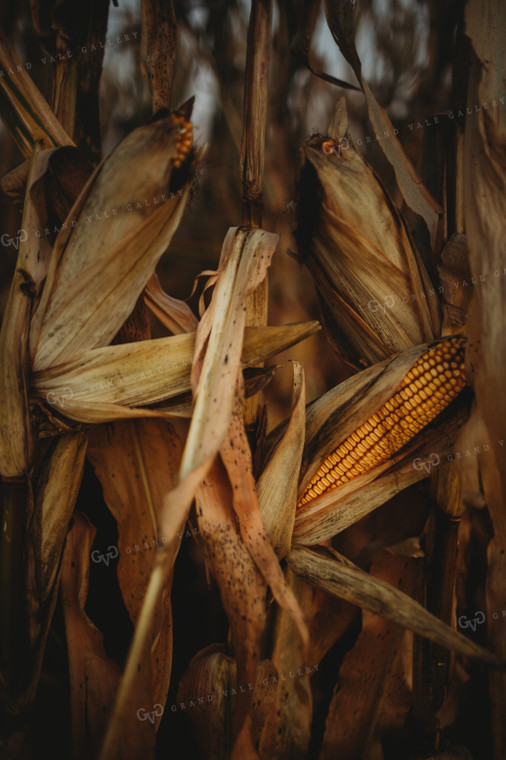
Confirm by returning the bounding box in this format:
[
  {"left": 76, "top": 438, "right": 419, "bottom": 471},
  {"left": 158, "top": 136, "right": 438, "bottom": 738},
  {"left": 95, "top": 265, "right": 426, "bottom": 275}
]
[{"left": 298, "top": 337, "right": 467, "bottom": 507}]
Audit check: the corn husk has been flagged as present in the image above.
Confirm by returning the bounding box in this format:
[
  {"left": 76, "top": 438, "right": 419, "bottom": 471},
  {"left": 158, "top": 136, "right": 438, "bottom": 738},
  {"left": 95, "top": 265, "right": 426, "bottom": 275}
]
[
  {"left": 295, "top": 101, "right": 440, "bottom": 367},
  {"left": 177, "top": 647, "right": 280, "bottom": 760},
  {"left": 0, "top": 147, "right": 44, "bottom": 479},
  {"left": 177, "top": 645, "right": 236, "bottom": 759},
  {"left": 144, "top": 272, "right": 199, "bottom": 334},
  {"left": 256, "top": 361, "right": 305, "bottom": 558},
  {"left": 195, "top": 459, "right": 267, "bottom": 752}
]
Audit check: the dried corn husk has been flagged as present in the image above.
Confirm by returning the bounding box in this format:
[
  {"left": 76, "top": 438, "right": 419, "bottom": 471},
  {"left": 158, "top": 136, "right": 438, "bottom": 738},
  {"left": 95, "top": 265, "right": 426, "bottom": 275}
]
[
  {"left": 0, "top": 147, "right": 45, "bottom": 479},
  {"left": 87, "top": 418, "right": 181, "bottom": 718},
  {"left": 177, "top": 645, "right": 236, "bottom": 759},
  {"left": 144, "top": 272, "right": 199, "bottom": 334},
  {"left": 256, "top": 361, "right": 305, "bottom": 558},
  {"left": 195, "top": 458, "right": 267, "bottom": 751},
  {"left": 177, "top": 647, "right": 279, "bottom": 760},
  {"left": 61, "top": 513, "right": 152, "bottom": 760}
]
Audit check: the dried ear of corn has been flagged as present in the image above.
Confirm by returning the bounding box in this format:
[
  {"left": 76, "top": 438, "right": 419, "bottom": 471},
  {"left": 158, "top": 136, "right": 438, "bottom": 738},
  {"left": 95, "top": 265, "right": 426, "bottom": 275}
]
[
  {"left": 298, "top": 337, "right": 466, "bottom": 506},
  {"left": 259, "top": 337, "right": 470, "bottom": 546},
  {"left": 295, "top": 99, "right": 440, "bottom": 367},
  {"left": 29, "top": 109, "right": 200, "bottom": 372},
  {"left": 322, "top": 4, "right": 442, "bottom": 244}
]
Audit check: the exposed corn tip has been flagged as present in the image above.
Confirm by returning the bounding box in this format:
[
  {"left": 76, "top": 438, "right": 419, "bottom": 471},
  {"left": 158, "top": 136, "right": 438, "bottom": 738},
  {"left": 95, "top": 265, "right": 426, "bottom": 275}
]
[
  {"left": 298, "top": 337, "right": 467, "bottom": 507},
  {"left": 171, "top": 113, "right": 193, "bottom": 168}
]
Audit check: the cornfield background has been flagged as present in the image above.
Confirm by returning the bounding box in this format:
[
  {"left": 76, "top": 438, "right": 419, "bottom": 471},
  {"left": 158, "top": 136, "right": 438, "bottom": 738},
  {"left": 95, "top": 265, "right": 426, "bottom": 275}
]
[{"left": 0, "top": 1, "right": 505, "bottom": 759}]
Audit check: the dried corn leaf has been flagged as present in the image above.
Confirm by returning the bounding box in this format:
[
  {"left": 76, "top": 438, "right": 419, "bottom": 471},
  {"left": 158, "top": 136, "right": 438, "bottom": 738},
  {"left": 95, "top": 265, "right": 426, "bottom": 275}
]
[
  {"left": 0, "top": 27, "right": 73, "bottom": 155},
  {"left": 1, "top": 160, "right": 30, "bottom": 209},
  {"left": 99, "top": 554, "right": 173, "bottom": 760},
  {"left": 29, "top": 431, "right": 88, "bottom": 609},
  {"left": 376, "top": 626, "right": 413, "bottom": 735},
  {"left": 195, "top": 459, "right": 267, "bottom": 750},
  {"left": 288, "top": 546, "right": 503, "bottom": 668},
  {"left": 0, "top": 143, "right": 78, "bottom": 477},
  {"left": 102, "top": 227, "right": 279, "bottom": 757},
  {"left": 183, "top": 227, "right": 278, "bottom": 475},
  {"left": 220, "top": 383, "right": 308, "bottom": 647},
  {"left": 61, "top": 514, "right": 130, "bottom": 760},
  {"left": 0, "top": 433, "right": 88, "bottom": 712},
  {"left": 145, "top": 272, "right": 198, "bottom": 334},
  {"left": 461, "top": 1, "right": 506, "bottom": 754},
  {"left": 319, "top": 549, "right": 417, "bottom": 759},
  {"left": 149, "top": 366, "right": 277, "bottom": 419},
  {"left": 258, "top": 569, "right": 313, "bottom": 760},
  {"left": 29, "top": 115, "right": 201, "bottom": 372},
  {"left": 87, "top": 418, "right": 181, "bottom": 713},
  {"left": 257, "top": 362, "right": 305, "bottom": 558},
  {"left": 308, "top": 592, "right": 359, "bottom": 666},
  {"left": 32, "top": 323, "right": 317, "bottom": 422}
]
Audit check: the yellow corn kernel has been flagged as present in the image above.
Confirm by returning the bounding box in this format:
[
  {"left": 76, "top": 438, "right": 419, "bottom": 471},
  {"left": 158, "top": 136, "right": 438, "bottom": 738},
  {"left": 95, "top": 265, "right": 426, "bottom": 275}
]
[{"left": 297, "top": 337, "right": 467, "bottom": 507}]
